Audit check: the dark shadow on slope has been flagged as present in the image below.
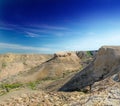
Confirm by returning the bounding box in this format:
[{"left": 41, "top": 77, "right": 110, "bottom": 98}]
[
  {"left": 59, "top": 61, "right": 96, "bottom": 92},
  {"left": 42, "top": 56, "right": 55, "bottom": 63},
  {"left": 59, "top": 58, "right": 120, "bottom": 92}
]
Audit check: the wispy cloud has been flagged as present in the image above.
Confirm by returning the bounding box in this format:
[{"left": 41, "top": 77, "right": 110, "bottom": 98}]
[
  {"left": 23, "top": 24, "right": 69, "bottom": 37},
  {"left": 0, "top": 23, "right": 18, "bottom": 30},
  {"left": 0, "top": 23, "right": 69, "bottom": 38},
  {"left": 39, "top": 24, "right": 68, "bottom": 30},
  {"left": 25, "top": 32, "right": 40, "bottom": 38},
  {"left": 0, "top": 27, "right": 13, "bottom": 31},
  {"left": 0, "top": 43, "right": 51, "bottom": 52}
]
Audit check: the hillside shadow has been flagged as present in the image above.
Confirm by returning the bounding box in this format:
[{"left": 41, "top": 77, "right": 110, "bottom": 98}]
[
  {"left": 58, "top": 61, "right": 96, "bottom": 92},
  {"left": 58, "top": 53, "right": 117, "bottom": 92}
]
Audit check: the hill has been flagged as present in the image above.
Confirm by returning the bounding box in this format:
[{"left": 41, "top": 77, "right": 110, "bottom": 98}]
[
  {"left": 59, "top": 46, "right": 120, "bottom": 91},
  {"left": 1, "top": 51, "right": 93, "bottom": 83},
  {"left": 0, "top": 46, "right": 119, "bottom": 106},
  {"left": 0, "top": 53, "right": 53, "bottom": 81}
]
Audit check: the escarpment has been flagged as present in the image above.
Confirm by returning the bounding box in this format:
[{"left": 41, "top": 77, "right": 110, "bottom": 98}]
[{"left": 59, "top": 46, "right": 120, "bottom": 91}]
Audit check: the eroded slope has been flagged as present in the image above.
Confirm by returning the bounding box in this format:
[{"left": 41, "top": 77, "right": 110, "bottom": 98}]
[{"left": 60, "top": 46, "right": 120, "bottom": 91}]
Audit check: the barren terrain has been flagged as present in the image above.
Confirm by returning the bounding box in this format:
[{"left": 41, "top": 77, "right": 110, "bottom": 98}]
[{"left": 0, "top": 47, "right": 120, "bottom": 106}]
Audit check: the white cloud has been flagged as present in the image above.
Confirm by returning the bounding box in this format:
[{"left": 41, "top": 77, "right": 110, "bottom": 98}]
[
  {"left": 0, "top": 23, "right": 69, "bottom": 38},
  {"left": 0, "top": 43, "right": 51, "bottom": 52},
  {"left": 25, "top": 32, "right": 40, "bottom": 38},
  {"left": 0, "top": 27, "right": 13, "bottom": 31},
  {"left": 0, "top": 23, "right": 18, "bottom": 31},
  {"left": 41, "top": 24, "right": 68, "bottom": 30}
]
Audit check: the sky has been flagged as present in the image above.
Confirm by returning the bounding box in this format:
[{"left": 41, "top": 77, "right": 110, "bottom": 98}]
[{"left": 1, "top": 0, "right": 120, "bottom": 53}]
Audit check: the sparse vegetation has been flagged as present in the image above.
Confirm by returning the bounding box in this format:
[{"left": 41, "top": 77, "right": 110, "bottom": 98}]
[
  {"left": 0, "top": 47, "right": 120, "bottom": 105},
  {"left": 23, "top": 61, "right": 27, "bottom": 65},
  {"left": 1, "top": 83, "right": 23, "bottom": 89},
  {"left": 87, "top": 51, "right": 92, "bottom": 57},
  {"left": 0, "top": 77, "right": 59, "bottom": 93},
  {"left": 2, "top": 62, "right": 7, "bottom": 68},
  {"left": 42, "top": 77, "right": 57, "bottom": 81},
  {"left": 27, "top": 81, "right": 38, "bottom": 90},
  {"left": 0, "top": 83, "right": 23, "bottom": 95}
]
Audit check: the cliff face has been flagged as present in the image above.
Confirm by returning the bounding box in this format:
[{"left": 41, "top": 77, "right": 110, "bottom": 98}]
[
  {"left": 93, "top": 46, "right": 120, "bottom": 78},
  {"left": 59, "top": 46, "right": 120, "bottom": 91}
]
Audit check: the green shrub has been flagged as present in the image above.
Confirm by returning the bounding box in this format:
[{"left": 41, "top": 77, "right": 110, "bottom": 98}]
[
  {"left": 0, "top": 83, "right": 23, "bottom": 92},
  {"left": 87, "top": 51, "right": 92, "bottom": 57},
  {"left": 2, "top": 83, "right": 23, "bottom": 89},
  {"left": 27, "top": 82, "right": 37, "bottom": 90},
  {"left": 2, "top": 62, "right": 7, "bottom": 68}
]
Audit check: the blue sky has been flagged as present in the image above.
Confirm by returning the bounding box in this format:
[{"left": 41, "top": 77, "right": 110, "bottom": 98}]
[{"left": 0, "top": 0, "right": 120, "bottom": 53}]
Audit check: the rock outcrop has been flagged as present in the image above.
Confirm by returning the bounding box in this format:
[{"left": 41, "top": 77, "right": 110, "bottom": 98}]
[
  {"left": 59, "top": 46, "right": 120, "bottom": 91},
  {"left": 32, "top": 52, "right": 81, "bottom": 81},
  {"left": 54, "top": 52, "right": 72, "bottom": 57}
]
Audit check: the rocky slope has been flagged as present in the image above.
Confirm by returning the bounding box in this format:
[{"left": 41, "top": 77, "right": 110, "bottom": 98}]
[
  {"left": 59, "top": 46, "right": 120, "bottom": 91},
  {"left": 35, "top": 52, "right": 82, "bottom": 80},
  {"left": 1, "top": 52, "right": 84, "bottom": 83},
  {"left": 0, "top": 78, "right": 120, "bottom": 106},
  {"left": 0, "top": 53, "right": 53, "bottom": 81},
  {"left": 2, "top": 47, "right": 120, "bottom": 106}
]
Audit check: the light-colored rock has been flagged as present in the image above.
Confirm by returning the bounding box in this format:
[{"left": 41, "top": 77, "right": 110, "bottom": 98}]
[
  {"left": 1, "top": 52, "right": 82, "bottom": 83},
  {"left": 59, "top": 46, "right": 120, "bottom": 91},
  {"left": 0, "top": 54, "right": 52, "bottom": 81},
  {"left": 1, "top": 46, "right": 120, "bottom": 105}
]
